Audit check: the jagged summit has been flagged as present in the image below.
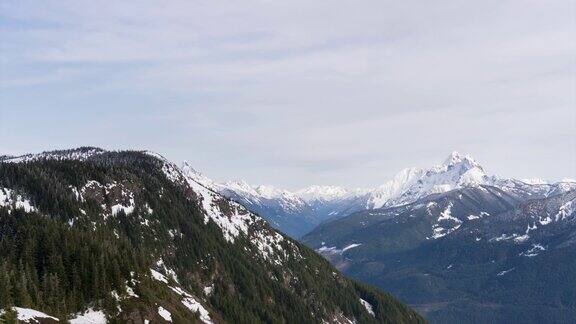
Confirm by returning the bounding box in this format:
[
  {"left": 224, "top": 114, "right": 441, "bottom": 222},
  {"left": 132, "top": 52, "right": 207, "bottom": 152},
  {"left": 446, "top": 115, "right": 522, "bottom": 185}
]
[
  {"left": 364, "top": 152, "right": 488, "bottom": 208},
  {"left": 442, "top": 151, "right": 479, "bottom": 167},
  {"left": 440, "top": 151, "right": 485, "bottom": 178},
  {"left": 180, "top": 160, "right": 200, "bottom": 174},
  {"left": 225, "top": 180, "right": 261, "bottom": 196},
  {"left": 180, "top": 160, "right": 217, "bottom": 189}
]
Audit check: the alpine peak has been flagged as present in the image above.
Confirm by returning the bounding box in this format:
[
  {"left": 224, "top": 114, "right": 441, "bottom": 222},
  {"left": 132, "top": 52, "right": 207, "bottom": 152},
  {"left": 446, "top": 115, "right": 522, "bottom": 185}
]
[{"left": 442, "top": 151, "right": 479, "bottom": 167}]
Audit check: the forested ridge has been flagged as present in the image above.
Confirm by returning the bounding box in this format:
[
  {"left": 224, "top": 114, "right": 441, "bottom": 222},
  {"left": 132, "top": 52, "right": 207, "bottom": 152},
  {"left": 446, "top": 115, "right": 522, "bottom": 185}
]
[{"left": 0, "top": 149, "right": 424, "bottom": 323}]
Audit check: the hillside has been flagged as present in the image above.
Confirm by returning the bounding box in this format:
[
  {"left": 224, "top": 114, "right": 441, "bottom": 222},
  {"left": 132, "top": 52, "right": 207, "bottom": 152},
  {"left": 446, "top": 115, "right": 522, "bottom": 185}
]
[{"left": 0, "top": 148, "right": 424, "bottom": 323}]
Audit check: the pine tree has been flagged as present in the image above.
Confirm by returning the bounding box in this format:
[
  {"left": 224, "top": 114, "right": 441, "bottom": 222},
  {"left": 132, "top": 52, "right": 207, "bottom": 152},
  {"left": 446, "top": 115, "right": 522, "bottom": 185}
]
[
  {"left": 14, "top": 271, "right": 32, "bottom": 308},
  {"left": 0, "top": 263, "right": 13, "bottom": 308}
]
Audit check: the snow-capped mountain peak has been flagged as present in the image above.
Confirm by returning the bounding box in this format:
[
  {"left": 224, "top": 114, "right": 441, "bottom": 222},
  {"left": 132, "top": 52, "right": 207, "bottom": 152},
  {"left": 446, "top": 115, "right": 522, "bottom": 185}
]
[
  {"left": 181, "top": 161, "right": 217, "bottom": 190},
  {"left": 254, "top": 185, "right": 286, "bottom": 199},
  {"left": 296, "top": 185, "right": 353, "bottom": 202},
  {"left": 173, "top": 152, "right": 495, "bottom": 235},
  {"left": 170, "top": 151, "right": 572, "bottom": 238},
  {"left": 223, "top": 180, "right": 260, "bottom": 195},
  {"left": 365, "top": 153, "right": 488, "bottom": 209},
  {"left": 442, "top": 151, "right": 478, "bottom": 167},
  {"left": 218, "top": 181, "right": 298, "bottom": 201}
]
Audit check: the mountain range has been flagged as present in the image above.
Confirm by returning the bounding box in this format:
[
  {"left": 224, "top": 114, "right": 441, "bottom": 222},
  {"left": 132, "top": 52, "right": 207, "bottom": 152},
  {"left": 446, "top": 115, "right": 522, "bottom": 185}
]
[
  {"left": 0, "top": 148, "right": 423, "bottom": 323},
  {"left": 186, "top": 151, "right": 574, "bottom": 238},
  {"left": 182, "top": 151, "right": 576, "bottom": 323},
  {"left": 301, "top": 157, "right": 576, "bottom": 323},
  {"left": 2, "top": 147, "right": 574, "bottom": 323}
]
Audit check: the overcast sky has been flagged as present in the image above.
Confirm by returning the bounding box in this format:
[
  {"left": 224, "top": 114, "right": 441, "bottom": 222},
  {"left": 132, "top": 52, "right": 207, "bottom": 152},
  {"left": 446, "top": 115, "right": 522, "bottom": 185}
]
[{"left": 1, "top": 0, "right": 575, "bottom": 189}]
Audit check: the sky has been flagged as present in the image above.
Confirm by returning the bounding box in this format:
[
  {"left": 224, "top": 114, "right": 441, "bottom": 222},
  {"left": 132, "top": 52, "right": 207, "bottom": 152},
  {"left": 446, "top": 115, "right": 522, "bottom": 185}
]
[{"left": 0, "top": 0, "right": 575, "bottom": 189}]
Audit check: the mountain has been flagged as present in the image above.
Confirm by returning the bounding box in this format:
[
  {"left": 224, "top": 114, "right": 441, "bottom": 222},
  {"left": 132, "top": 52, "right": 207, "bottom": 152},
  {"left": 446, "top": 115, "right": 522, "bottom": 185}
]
[
  {"left": 303, "top": 171, "right": 576, "bottom": 322},
  {"left": 189, "top": 151, "right": 573, "bottom": 238},
  {"left": 181, "top": 162, "right": 316, "bottom": 238},
  {"left": 181, "top": 163, "right": 370, "bottom": 238},
  {"left": 0, "top": 147, "right": 424, "bottom": 323}
]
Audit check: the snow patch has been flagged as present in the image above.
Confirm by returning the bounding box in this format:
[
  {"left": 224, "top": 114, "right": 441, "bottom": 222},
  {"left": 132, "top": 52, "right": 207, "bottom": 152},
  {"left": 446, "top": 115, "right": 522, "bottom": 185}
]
[
  {"left": 341, "top": 243, "right": 362, "bottom": 252},
  {"left": 0, "top": 307, "right": 59, "bottom": 323},
  {"left": 520, "top": 244, "right": 546, "bottom": 257},
  {"left": 359, "top": 298, "right": 375, "bottom": 317},
  {"left": 0, "top": 188, "right": 36, "bottom": 214},
  {"left": 150, "top": 269, "right": 168, "bottom": 283},
  {"left": 514, "top": 223, "right": 537, "bottom": 243},
  {"left": 149, "top": 264, "right": 212, "bottom": 323},
  {"left": 111, "top": 197, "right": 135, "bottom": 216},
  {"left": 555, "top": 200, "right": 574, "bottom": 221},
  {"left": 157, "top": 307, "right": 172, "bottom": 322},
  {"left": 468, "top": 212, "right": 489, "bottom": 220},
  {"left": 126, "top": 285, "right": 138, "bottom": 298},
  {"left": 497, "top": 268, "right": 515, "bottom": 276},
  {"left": 144, "top": 203, "right": 153, "bottom": 214},
  {"left": 203, "top": 284, "right": 214, "bottom": 296},
  {"left": 430, "top": 203, "right": 463, "bottom": 239},
  {"left": 156, "top": 259, "right": 179, "bottom": 284},
  {"left": 70, "top": 186, "right": 82, "bottom": 201},
  {"left": 69, "top": 308, "right": 107, "bottom": 324},
  {"left": 490, "top": 223, "right": 537, "bottom": 243},
  {"left": 317, "top": 243, "right": 361, "bottom": 255},
  {"left": 181, "top": 297, "right": 212, "bottom": 323},
  {"left": 539, "top": 216, "right": 552, "bottom": 225},
  {"left": 437, "top": 204, "right": 461, "bottom": 223},
  {"left": 168, "top": 286, "right": 212, "bottom": 323}
]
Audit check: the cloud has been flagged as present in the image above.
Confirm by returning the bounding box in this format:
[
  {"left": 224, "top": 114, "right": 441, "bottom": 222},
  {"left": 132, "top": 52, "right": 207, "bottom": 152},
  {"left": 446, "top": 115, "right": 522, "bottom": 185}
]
[{"left": 0, "top": 0, "right": 574, "bottom": 188}]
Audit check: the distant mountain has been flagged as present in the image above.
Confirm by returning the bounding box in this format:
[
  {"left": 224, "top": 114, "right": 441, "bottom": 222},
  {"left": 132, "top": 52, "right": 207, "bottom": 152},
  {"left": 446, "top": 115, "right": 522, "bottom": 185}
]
[
  {"left": 0, "top": 148, "right": 424, "bottom": 323},
  {"left": 303, "top": 178, "right": 576, "bottom": 323},
  {"left": 186, "top": 151, "right": 574, "bottom": 238},
  {"left": 181, "top": 163, "right": 370, "bottom": 238}
]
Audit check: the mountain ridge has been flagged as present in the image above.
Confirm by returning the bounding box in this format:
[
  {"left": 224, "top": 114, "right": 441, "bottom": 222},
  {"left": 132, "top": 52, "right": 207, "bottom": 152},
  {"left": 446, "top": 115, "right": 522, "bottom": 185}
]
[
  {"left": 3, "top": 148, "right": 573, "bottom": 239},
  {"left": 178, "top": 151, "right": 575, "bottom": 237},
  {"left": 0, "top": 147, "right": 424, "bottom": 323}
]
